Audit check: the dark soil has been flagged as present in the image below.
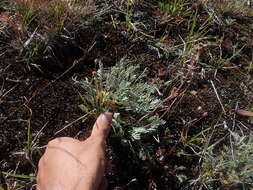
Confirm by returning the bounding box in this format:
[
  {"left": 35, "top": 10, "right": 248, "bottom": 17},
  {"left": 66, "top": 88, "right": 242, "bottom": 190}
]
[{"left": 1, "top": 2, "right": 253, "bottom": 190}]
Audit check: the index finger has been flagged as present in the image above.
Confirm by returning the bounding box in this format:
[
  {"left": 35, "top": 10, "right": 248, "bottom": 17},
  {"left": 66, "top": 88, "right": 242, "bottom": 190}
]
[{"left": 90, "top": 112, "right": 113, "bottom": 140}]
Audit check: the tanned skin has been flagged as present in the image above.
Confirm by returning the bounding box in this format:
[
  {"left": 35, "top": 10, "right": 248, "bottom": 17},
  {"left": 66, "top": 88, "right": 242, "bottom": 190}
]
[{"left": 37, "top": 112, "right": 113, "bottom": 190}]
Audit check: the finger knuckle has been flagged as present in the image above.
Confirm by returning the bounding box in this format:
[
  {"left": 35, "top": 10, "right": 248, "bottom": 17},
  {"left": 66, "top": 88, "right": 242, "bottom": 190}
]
[{"left": 48, "top": 138, "right": 61, "bottom": 146}]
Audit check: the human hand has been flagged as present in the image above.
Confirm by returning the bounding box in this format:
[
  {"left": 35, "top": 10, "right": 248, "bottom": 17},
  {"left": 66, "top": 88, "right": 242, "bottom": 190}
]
[{"left": 37, "top": 112, "right": 113, "bottom": 190}]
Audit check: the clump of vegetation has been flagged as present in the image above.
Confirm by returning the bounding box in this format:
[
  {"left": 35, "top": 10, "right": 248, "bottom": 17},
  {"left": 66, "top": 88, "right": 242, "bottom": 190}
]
[
  {"left": 74, "top": 59, "right": 165, "bottom": 157},
  {"left": 3, "top": 0, "right": 95, "bottom": 71},
  {"left": 197, "top": 131, "right": 253, "bottom": 189},
  {"left": 158, "top": 0, "right": 192, "bottom": 17},
  {"left": 14, "top": 0, "right": 94, "bottom": 35},
  {"left": 205, "top": 0, "right": 253, "bottom": 18}
]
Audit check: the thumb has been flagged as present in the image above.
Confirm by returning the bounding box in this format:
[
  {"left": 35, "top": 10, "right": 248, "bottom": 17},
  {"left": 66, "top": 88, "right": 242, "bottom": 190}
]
[{"left": 90, "top": 112, "right": 113, "bottom": 139}]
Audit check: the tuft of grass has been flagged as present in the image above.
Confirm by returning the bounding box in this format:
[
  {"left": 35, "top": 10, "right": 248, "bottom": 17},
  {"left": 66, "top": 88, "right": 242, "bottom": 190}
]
[
  {"left": 14, "top": 0, "right": 95, "bottom": 34},
  {"left": 15, "top": 0, "right": 36, "bottom": 26},
  {"left": 6, "top": 0, "right": 96, "bottom": 70},
  {"left": 158, "top": 0, "right": 192, "bottom": 17}
]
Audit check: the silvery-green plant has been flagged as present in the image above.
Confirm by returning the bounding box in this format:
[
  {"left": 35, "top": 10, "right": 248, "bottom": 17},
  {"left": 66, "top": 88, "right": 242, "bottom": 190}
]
[
  {"left": 73, "top": 59, "right": 165, "bottom": 145},
  {"left": 197, "top": 131, "right": 253, "bottom": 189}
]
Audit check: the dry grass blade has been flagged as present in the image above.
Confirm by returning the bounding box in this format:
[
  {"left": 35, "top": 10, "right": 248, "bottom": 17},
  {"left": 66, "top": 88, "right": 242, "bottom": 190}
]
[{"left": 234, "top": 109, "right": 253, "bottom": 117}]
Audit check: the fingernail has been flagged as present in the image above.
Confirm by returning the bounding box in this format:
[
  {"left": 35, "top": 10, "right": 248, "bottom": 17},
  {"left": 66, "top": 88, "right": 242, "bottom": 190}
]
[{"left": 102, "top": 112, "right": 113, "bottom": 123}]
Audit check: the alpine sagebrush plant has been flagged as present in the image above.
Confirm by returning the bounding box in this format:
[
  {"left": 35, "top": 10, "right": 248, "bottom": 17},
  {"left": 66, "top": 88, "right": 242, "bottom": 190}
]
[
  {"left": 198, "top": 132, "right": 253, "bottom": 189},
  {"left": 73, "top": 59, "right": 165, "bottom": 143}
]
